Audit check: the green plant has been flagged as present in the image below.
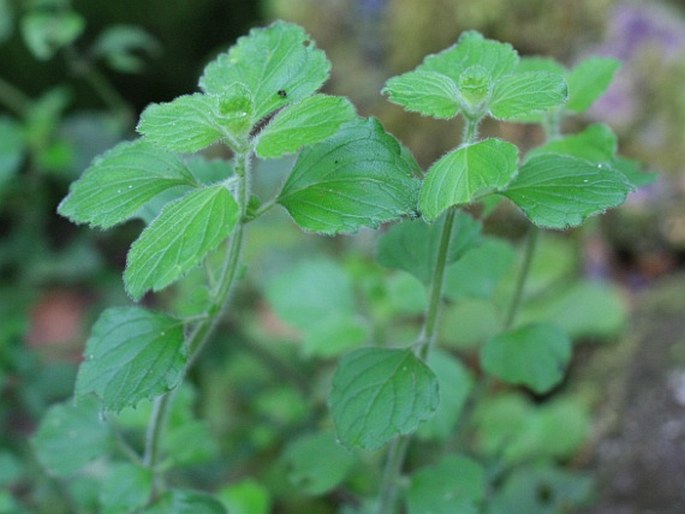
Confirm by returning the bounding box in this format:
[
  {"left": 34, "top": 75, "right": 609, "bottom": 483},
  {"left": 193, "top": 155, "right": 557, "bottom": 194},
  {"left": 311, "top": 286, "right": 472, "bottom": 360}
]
[{"left": 28, "top": 20, "right": 649, "bottom": 514}]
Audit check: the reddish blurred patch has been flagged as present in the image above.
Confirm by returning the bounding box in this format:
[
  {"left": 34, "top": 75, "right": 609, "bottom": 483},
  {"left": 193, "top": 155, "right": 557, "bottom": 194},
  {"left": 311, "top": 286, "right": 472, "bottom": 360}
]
[{"left": 26, "top": 289, "right": 89, "bottom": 361}]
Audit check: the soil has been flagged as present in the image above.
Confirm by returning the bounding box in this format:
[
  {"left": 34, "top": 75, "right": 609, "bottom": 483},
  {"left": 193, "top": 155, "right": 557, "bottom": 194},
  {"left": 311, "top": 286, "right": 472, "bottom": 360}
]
[{"left": 582, "top": 274, "right": 685, "bottom": 514}]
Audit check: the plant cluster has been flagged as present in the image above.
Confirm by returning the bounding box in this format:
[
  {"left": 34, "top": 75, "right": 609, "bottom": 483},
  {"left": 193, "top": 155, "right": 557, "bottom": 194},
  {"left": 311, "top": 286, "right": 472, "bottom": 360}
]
[{"left": 23, "top": 19, "right": 652, "bottom": 514}]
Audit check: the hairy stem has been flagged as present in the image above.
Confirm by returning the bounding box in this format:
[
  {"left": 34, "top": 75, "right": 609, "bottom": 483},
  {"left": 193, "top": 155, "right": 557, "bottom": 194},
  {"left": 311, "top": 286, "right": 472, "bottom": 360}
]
[
  {"left": 143, "top": 150, "right": 252, "bottom": 497},
  {"left": 376, "top": 118, "right": 482, "bottom": 514},
  {"left": 503, "top": 226, "right": 539, "bottom": 330}
]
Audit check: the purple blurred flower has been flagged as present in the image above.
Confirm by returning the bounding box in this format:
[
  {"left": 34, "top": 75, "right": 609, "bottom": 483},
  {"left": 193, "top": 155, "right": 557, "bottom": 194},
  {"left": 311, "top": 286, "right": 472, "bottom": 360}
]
[{"left": 589, "top": 2, "right": 685, "bottom": 126}]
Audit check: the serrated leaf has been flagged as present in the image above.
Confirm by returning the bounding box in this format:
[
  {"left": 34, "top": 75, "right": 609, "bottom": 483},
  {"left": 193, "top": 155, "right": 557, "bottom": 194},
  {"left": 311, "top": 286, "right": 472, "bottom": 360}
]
[
  {"left": 0, "top": 117, "right": 25, "bottom": 189},
  {"left": 279, "top": 117, "right": 421, "bottom": 234},
  {"left": 329, "top": 347, "right": 439, "bottom": 450},
  {"left": 377, "top": 212, "right": 482, "bottom": 284},
  {"left": 444, "top": 237, "right": 517, "bottom": 300},
  {"left": 58, "top": 139, "right": 196, "bottom": 229},
  {"left": 382, "top": 69, "right": 460, "bottom": 119},
  {"left": 144, "top": 489, "right": 226, "bottom": 514},
  {"left": 502, "top": 154, "right": 632, "bottom": 229},
  {"left": 31, "top": 397, "right": 113, "bottom": 477},
  {"left": 527, "top": 123, "right": 617, "bottom": 163},
  {"left": 420, "top": 138, "right": 519, "bottom": 221},
  {"left": 489, "top": 71, "right": 567, "bottom": 120},
  {"left": 124, "top": 185, "right": 239, "bottom": 300},
  {"left": 283, "top": 431, "right": 356, "bottom": 495},
  {"left": 422, "top": 31, "right": 518, "bottom": 84},
  {"left": 255, "top": 94, "right": 355, "bottom": 158},
  {"left": 480, "top": 323, "right": 571, "bottom": 393},
  {"left": 21, "top": 11, "right": 84, "bottom": 60},
  {"left": 138, "top": 93, "right": 253, "bottom": 152},
  {"left": 100, "top": 463, "right": 152, "bottom": 514},
  {"left": 566, "top": 57, "right": 621, "bottom": 113},
  {"left": 407, "top": 455, "right": 486, "bottom": 514},
  {"left": 417, "top": 351, "right": 473, "bottom": 441},
  {"left": 76, "top": 307, "right": 186, "bottom": 412},
  {"left": 200, "top": 21, "right": 330, "bottom": 120}
]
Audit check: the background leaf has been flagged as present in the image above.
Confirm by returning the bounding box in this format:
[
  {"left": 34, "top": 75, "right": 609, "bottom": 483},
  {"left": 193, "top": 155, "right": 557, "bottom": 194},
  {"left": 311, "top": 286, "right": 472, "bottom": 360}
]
[
  {"left": 279, "top": 117, "right": 421, "bottom": 234},
  {"left": 58, "top": 139, "right": 196, "bottom": 229},
  {"left": 255, "top": 95, "right": 356, "bottom": 158},
  {"left": 377, "top": 212, "right": 482, "bottom": 284},
  {"left": 407, "top": 455, "right": 486, "bottom": 514},
  {"left": 566, "top": 57, "right": 621, "bottom": 113},
  {"left": 419, "top": 138, "right": 519, "bottom": 221},
  {"left": 480, "top": 323, "right": 572, "bottom": 393},
  {"left": 527, "top": 123, "right": 616, "bottom": 163},
  {"left": 99, "top": 463, "right": 152, "bottom": 514},
  {"left": 329, "top": 347, "right": 439, "bottom": 450},
  {"left": 282, "top": 431, "right": 356, "bottom": 495},
  {"left": 21, "top": 11, "right": 84, "bottom": 60},
  {"left": 382, "top": 70, "right": 460, "bottom": 119},
  {"left": 76, "top": 307, "right": 186, "bottom": 412},
  {"left": 503, "top": 154, "right": 632, "bottom": 229},
  {"left": 0, "top": 117, "right": 25, "bottom": 192},
  {"left": 199, "top": 21, "right": 330, "bottom": 119},
  {"left": 124, "top": 185, "right": 239, "bottom": 300},
  {"left": 144, "top": 489, "right": 227, "bottom": 514},
  {"left": 31, "top": 397, "right": 113, "bottom": 477}
]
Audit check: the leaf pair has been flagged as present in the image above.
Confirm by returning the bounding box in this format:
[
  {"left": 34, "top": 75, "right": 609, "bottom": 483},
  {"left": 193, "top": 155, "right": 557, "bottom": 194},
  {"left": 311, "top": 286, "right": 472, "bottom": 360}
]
[{"left": 383, "top": 31, "right": 567, "bottom": 121}]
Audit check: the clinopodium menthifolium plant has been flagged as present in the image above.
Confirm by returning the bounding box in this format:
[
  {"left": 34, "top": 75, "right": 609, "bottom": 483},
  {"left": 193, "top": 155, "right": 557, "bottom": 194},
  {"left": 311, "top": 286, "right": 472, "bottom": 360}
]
[{"left": 31, "top": 21, "right": 652, "bottom": 514}]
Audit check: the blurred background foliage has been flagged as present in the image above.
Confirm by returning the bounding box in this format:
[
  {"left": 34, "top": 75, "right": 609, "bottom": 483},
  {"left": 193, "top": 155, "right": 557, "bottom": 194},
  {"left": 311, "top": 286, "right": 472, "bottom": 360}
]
[{"left": 1, "top": 0, "right": 685, "bottom": 512}]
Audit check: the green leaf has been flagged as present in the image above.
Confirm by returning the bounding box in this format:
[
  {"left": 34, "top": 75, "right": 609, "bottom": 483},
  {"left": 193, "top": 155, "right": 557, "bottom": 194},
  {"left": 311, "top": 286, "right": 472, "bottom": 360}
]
[
  {"left": 480, "top": 323, "right": 572, "bottom": 393},
  {"left": 522, "top": 280, "right": 627, "bottom": 340},
  {"left": 138, "top": 92, "right": 253, "bottom": 152},
  {"left": 0, "top": 117, "right": 25, "bottom": 190},
  {"left": 21, "top": 11, "right": 84, "bottom": 60},
  {"left": 216, "top": 479, "right": 271, "bottom": 514},
  {"left": 613, "top": 156, "right": 657, "bottom": 188},
  {"left": 419, "top": 138, "right": 519, "bottom": 221},
  {"left": 488, "top": 465, "right": 593, "bottom": 514},
  {"left": 124, "top": 185, "right": 240, "bottom": 300},
  {"left": 502, "top": 154, "right": 633, "bottom": 229},
  {"left": 489, "top": 71, "right": 567, "bottom": 120},
  {"left": 255, "top": 94, "right": 356, "bottom": 158},
  {"left": 527, "top": 123, "right": 616, "bottom": 163},
  {"left": 31, "top": 397, "right": 113, "bottom": 477},
  {"left": 279, "top": 117, "right": 421, "bottom": 234},
  {"left": 440, "top": 299, "right": 501, "bottom": 349},
  {"left": 144, "top": 490, "right": 226, "bottom": 514},
  {"left": 444, "top": 237, "right": 517, "bottom": 300},
  {"left": 265, "top": 258, "right": 356, "bottom": 329},
  {"left": 283, "top": 431, "right": 356, "bottom": 495},
  {"left": 92, "top": 25, "right": 161, "bottom": 73},
  {"left": 382, "top": 70, "right": 460, "bottom": 119},
  {"left": 417, "top": 351, "right": 473, "bottom": 441},
  {"left": 566, "top": 57, "right": 621, "bottom": 113},
  {"left": 99, "top": 463, "right": 152, "bottom": 514},
  {"left": 265, "top": 258, "right": 369, "bottom": 357},
  {"left": 377, "top": 212, "right": 482, "bottom": 284},
  {"left": 422, "top": 31, "right": 518, "bottom": 84},
  {"left": 329, "top": 347, "right": 439, "bottom": 450},
  {"left": 0, "top": 0, "right": 13, "bottom": 44},
  {"left": 407, "top": 455, "right": 486, "bottom": 514},
  {"left": 58, "top": 139, "right": 196, "bottom": 229},
  {"left": 76, "top": 307, "right": 186, "bottom": 412},
  {"left": 200, "top": 21, "right": 330, "bottom": 119}
]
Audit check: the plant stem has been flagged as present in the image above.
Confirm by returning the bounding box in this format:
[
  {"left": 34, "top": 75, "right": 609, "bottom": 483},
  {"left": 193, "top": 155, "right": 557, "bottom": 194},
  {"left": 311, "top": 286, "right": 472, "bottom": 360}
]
[
  {"left": 376, "top": 436, "right": 410, "bottom": 513},
  {"left": 376, "top": 117, "right": 482, "bottom": 514},
  {"left": 143, "top": 150, "right": 252, "bottom": 496},
  {"left": 418, "top": 208, "right": 456, "bottom": 359},
  {"left": 503, "top": 226, "right": 539, "bottom": 330}
]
